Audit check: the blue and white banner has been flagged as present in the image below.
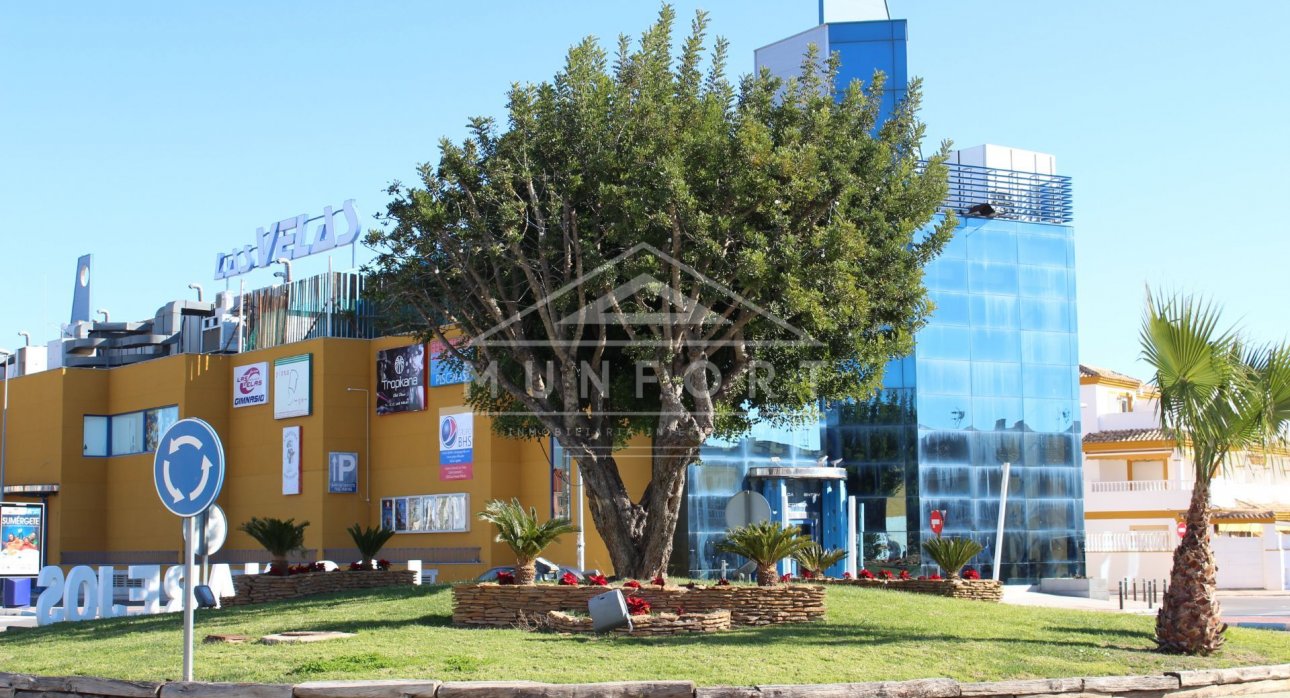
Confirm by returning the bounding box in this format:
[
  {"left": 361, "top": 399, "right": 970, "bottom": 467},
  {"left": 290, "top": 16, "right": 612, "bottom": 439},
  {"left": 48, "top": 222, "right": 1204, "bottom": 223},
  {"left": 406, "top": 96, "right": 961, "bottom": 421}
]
[{"left": 438, "top": 411, "right": 473, "bottom": 481}]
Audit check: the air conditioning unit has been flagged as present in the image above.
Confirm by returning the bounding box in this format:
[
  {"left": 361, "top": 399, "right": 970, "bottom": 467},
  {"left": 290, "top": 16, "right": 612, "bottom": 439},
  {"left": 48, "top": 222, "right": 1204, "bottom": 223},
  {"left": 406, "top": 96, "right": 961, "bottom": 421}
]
[{"left": 201, "top": 317, "right": 241, "bottom": 354}]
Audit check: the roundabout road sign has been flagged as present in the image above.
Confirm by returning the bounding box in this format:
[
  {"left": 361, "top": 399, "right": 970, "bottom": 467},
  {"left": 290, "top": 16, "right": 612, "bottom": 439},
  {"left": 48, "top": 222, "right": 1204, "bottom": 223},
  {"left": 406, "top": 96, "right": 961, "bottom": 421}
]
[{"left": 153, "top": 418, "right": 225, "bottom": 518}]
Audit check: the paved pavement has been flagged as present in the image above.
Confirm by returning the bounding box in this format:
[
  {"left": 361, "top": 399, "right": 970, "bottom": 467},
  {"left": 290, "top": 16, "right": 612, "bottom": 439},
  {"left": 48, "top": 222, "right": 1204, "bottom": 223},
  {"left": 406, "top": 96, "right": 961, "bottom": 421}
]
[{"left": 1001, "top": 586, "right": 1290, "bottom": 630}]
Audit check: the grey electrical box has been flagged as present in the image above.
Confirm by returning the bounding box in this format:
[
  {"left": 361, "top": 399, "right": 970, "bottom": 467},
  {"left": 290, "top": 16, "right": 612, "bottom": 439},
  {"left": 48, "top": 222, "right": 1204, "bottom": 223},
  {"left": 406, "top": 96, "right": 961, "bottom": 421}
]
[{"left": 588, "top": 589, "right": 632, "bottom": 634}]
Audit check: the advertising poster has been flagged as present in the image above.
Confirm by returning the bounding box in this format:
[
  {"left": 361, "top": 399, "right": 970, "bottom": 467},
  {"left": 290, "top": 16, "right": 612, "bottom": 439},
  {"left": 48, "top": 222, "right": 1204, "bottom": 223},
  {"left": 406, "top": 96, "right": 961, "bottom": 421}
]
[
  {"left": 0, "top": 502, "right": 45, "bottom": 577},
  {"left": 233, "top": 362, "right": 269, "bottom": 408},
  {"left": 438, "top": 410, "right": 474, "bottom": 481},
  {"left": 376, "top": 344, "right": 427, "bottom": 415},
  {"left": 274, "top": 354, "right": 312, "bottom": 419},
  {"left": 380, "top": 498, "right": 395, "bottom": 531},
  {"left": 328, "top": 452, "right": 358, "bottom": 493},
  {"left": 282, "top": 426, "right": 301, "bottom": 495},
  {"left": 389, "top": 493, "right": 469, "bottom": 534},
  {"left": 429, "top": 339, "right": 471, "bottom": 387}
]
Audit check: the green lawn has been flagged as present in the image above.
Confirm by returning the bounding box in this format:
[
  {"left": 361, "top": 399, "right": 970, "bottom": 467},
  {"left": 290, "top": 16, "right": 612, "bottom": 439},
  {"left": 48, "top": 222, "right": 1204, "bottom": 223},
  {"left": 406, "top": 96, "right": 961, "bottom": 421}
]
[{"left": 1, "top": 585, "right": 1288, "bottom": 685}]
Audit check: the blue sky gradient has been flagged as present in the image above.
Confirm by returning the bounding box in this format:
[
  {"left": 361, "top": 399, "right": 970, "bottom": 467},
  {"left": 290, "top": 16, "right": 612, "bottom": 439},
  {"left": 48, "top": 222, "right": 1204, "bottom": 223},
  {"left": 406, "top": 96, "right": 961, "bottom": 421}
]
[{"left": 2, "top": 1, "right": 1286, "bottom": 376}]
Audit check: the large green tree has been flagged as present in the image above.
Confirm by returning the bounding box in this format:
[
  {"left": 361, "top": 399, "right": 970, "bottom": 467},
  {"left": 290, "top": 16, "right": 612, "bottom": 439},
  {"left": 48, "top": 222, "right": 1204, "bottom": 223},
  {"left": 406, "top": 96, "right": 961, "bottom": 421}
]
[
  {"left": 366, "top": 7, "right": 954, "bottom": 577},
  {"left": 1142, "top": 292, "right": 1290, "bottom": 654}
]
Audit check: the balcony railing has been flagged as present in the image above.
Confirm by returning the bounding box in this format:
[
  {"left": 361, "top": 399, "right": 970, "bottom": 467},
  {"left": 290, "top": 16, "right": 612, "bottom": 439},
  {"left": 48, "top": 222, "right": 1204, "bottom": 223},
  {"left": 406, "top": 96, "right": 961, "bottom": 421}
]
[
  {"left": 1088, "top": 480, "right": 1192, "bottom": 494},
  {"left": 933, "top": 161, "right": 1074, "bottom": 225},
  {"left": 1086, "top": 531, "right": 1175, "bottom": 553}
]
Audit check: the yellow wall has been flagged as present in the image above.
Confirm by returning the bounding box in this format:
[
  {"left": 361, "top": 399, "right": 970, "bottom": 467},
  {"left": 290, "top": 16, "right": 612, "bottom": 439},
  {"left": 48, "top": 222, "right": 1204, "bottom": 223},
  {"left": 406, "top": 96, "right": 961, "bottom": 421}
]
[{"left": 3, "top": 337, "right": 653, "bottom": 582}]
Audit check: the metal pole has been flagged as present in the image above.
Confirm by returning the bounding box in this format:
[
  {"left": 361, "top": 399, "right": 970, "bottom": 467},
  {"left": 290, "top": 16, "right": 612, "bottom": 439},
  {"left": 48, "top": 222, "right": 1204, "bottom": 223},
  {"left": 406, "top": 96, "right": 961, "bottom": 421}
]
[
  {"left": 1, "top": 355, "right": 8, "bottom": 499},
  {"left": 183, "top": 515, "right": 196, "bottom": 681},
  {"left": 845, "top": 496, "right": 858, "bottom": 577},
  {"left": 992, "top": 462, "right": 1011, "bottom": 581},
  {"left": 858, "top": 502, "right": 865, "bottom": 571},
  {"left": 575, "top": 452, "right": 585, "bottom": 572},
  {"left": 199, "top": 510, "right": 210, "bottom": 585}
]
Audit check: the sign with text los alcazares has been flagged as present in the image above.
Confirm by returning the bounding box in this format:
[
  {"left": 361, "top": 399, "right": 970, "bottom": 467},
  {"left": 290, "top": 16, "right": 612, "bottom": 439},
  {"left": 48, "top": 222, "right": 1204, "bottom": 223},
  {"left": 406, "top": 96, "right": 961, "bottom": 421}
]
[{"left": 214, "top": 199, "right": 361, "bottom": 280}]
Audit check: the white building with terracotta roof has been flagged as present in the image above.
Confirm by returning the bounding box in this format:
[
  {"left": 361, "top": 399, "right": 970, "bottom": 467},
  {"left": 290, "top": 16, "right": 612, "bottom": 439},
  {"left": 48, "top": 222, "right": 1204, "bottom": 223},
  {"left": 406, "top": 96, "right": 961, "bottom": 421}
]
[{"left": 1080, "top": 365, "right": 1290, "bottom": 590}]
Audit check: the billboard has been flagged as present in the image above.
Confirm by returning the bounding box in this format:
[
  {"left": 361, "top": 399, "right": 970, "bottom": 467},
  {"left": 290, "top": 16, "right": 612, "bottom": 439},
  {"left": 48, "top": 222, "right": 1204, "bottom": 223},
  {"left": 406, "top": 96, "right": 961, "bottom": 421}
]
[
  {"left": 233, "top": 362, "right": 269, "bottom": 408},
  {"left": 382, "top": 494, "right": 469, "bottom": 534},
  {"left": 274, "top": 354, "right": 312, "bottom": 419},
  {"left": 1, "top": 502, "right": 45, "bottom": 577},
  {"left": 282, "top": 426, "right": 301, "bottom": 495},
  {"left": 377, "top": 344, "right": 426, "bottom": 415},
  {"left": 429, "top": 339, "right": 471, "bottom": 387},
  {"left": 438, "top": 411, "right": 474, "bottom": 481}
]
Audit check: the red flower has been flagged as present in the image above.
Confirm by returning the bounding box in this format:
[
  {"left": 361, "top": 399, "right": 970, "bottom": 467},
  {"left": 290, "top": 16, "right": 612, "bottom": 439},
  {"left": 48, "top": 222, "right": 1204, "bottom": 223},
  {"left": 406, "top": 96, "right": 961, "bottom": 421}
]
[
  {"left": 917, "top": 575, "right": 927, "bottom": 580},
  {"left": 879, "top": 569, "right": 894, "bottom": 580},
  {"left": 347, "top": 562, "right": 364, "bottom": 572},
  {"left": 962, "top": 568, "right": 981, "bottom": 580},
  {"left": 857, "top": 569, "right": 875, "bottom": 580},
  {"left": 899, "top": 570, "right": 911, "bottom": 580},
  {"left": 377, "top": 559, "right": 391, "bottom": 571},
  {"left": 675, "top": 606, "right": 685, "bottom": 615},
  {"left": 780, "top": 573, "right": 792, "bottom": 583},
  {"left": 651, "top": 575, "right": 666, "bottom": 587},
  {"left": 842, "top": 572, "right": 853, "bottom": 580},
  {"left": 800, "top": 569, "right": 814, "bottom": 579},
  {"left": 625, "top": 596, "right": 651, "bottom": 616},
  {"left": 929, "top": 573, "right": 943, "bottom": 580},
  {"left": 586, "top": 573, "right": 608, "bottom": 586},
  {"left": 716, "top": 578, "right": 731, "bottom": 586},
  {"left": 496, "top": 571, "right": 515, "bottom": 585},
  {"left": 622, "top": 579, "right": 642, "bottom": 589},
  {"left": 559, "top": 572, "right": 578, "bottom": 586}
]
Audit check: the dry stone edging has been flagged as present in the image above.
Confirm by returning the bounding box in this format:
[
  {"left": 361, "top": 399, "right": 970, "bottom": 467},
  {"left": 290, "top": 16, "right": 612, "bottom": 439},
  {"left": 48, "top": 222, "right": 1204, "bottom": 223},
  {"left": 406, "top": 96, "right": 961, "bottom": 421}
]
[
  {"left": 224, "top": 570, "right": 418, "bottom": 606},
  {"left": 4, "top": 664, "right": 1290, "bottom": 697},
  {"left": 545, "top": 609, "right": 731, "bottom": 635},
  {"left": 820, "top": 578, "right": 1003, "bottom": 602},
  {"left": 451, "top": 583, "right": 826, "bottom": 628}
]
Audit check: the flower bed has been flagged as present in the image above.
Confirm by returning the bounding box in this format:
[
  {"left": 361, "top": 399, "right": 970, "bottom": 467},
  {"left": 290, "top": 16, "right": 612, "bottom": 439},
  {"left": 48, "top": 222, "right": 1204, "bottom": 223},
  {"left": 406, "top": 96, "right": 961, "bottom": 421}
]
[
  {"left": 545, "top": 609, "right": 731, "bottom": 635},
  {"left": 451, "top": 583, "right": 825, "bottom": 627},
  {"left": 223, "top": 569, "right": 418, "bottom": 606},
  {"left": 822, "top": 577, "right": 1003, "bottom": 601}
]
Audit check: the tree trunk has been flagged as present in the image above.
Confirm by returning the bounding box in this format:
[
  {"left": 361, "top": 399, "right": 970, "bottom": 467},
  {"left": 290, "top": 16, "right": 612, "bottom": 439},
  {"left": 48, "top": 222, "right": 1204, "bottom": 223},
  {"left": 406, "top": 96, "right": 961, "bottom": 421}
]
[
  {"left": 514, "top": 557, "right": 537, "bottom": 585},
  {"left": 756, "top": 564, "right": 777, "bottom": 586},
  {"left": 1156, "top": 478, "right": 1224, "bottom": 655},
  {"left": 270, "top": 556, "right": 288, "bottom": 575}
]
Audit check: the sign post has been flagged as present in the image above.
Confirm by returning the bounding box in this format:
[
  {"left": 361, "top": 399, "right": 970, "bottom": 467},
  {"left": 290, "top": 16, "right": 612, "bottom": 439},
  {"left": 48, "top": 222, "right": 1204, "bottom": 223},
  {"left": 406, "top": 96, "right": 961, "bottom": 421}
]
[{"left": 152, "top": 418, "right": 225, "bottom": 682}]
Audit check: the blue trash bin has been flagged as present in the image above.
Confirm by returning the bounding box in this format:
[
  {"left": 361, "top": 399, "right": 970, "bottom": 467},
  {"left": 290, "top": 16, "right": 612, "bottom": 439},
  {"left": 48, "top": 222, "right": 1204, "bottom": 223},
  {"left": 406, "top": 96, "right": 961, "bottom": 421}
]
[{"left": 2, "top": 578, "right": 32, "bottom": 607}]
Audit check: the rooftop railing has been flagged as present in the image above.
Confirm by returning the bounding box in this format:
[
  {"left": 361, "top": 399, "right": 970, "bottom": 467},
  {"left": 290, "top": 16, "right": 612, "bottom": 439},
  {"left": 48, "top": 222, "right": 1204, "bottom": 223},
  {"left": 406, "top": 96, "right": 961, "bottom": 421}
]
[
  {"left": 935, "top": 161, "right": 1074, "bottom": 225},
  {"left": 1086, "top": 531, "right": 1175, "bottom": 553}
]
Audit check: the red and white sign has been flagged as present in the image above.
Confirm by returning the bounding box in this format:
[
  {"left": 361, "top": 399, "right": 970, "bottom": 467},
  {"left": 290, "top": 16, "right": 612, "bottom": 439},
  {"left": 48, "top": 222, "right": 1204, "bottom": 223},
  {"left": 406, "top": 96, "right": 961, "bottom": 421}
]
[
  {"left": 1176, "top": 520, "right": 1187, "bottom": 539},
  {"left": 233, "top": 362, "right": 268, "bottom": 408},
  {"left": 930, "top": 510, "right": 944, "bottom": 536}
]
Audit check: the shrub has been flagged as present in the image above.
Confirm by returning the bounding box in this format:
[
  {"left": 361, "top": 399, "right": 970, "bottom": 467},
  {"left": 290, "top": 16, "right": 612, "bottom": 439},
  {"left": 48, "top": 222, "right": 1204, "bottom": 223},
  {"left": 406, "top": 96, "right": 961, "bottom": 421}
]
[
  {"left": 625, "top": 596, "right": 650, "bottom": 616},
  {"left": 792, "top": 542, "right": 848, "bottom": 578},
  {"left": 922, "top": 537, "right": 984, "bottom": 579},
  {"left": 347, "top": 523, "right": 396, "bottom": 569},
  {"left": 477, "top": 498, "right": 577, "bottom": 584},
  {"left": 239, "top": 517, "right": 308, "bottom": 571},
  {"left": 716, "top": 521, "right": 812, "bottom": 586}
]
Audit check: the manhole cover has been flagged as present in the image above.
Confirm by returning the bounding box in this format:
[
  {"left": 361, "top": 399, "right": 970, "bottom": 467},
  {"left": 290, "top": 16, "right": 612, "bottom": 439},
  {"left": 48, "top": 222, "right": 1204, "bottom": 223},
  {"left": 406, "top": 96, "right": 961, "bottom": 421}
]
[{"left": 259, "top": 630, "right": 356, "bottom": 644}]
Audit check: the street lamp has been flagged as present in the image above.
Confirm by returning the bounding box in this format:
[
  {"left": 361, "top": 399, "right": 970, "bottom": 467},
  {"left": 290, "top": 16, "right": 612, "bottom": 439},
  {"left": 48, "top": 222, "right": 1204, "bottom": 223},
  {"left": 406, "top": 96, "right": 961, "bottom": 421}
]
[
  {"left": 273, "top": 258, "right": 293, "bottom": 284},
  {"left": 0, "top": 347, "right": 10, "bottom": 500},
  {"left": 346, "top": 387, "right": 370, "bottom": 502}
]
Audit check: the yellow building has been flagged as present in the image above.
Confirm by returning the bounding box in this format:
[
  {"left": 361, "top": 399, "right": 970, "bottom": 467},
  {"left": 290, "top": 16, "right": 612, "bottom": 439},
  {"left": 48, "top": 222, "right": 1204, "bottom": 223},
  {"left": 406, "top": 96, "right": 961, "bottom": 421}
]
[{"left": 2, "top": 335, "right": 650, "bottom": 582}]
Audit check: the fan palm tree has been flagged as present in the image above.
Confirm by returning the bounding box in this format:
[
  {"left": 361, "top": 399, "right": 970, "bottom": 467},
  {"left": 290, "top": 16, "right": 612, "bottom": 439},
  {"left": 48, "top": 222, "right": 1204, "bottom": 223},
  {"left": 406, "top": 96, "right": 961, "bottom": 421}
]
[
  {"left": 792, "top": 542, "right": 848, "bottom": 578},
  {"left": 347, "top": 523, "right": 396, "bottom": 569},
  {"left": 238, "top": 517, "right": 308, "bottom": 572},
  {"left": 922, "top": 536, "right": 983, "bottom": 579},
  {"left": 478, "top": 498, "right": 577, "bottom": 585},
  {"left": 1141, "top": 291, "right": 1290, "bottom": 655},
  {"left": 716, "top": 521, "right": 812, "bottom": 586}
]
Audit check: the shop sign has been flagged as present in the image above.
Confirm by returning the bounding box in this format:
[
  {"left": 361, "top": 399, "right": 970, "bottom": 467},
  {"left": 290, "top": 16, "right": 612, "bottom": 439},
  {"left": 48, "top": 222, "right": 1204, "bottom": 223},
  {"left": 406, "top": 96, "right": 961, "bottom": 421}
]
[
  {"left": 377, "top": 344, "right": 426, "bottom": 414},
  {"left": 214, "top": 200, "right": 361, "bottom": 280}
]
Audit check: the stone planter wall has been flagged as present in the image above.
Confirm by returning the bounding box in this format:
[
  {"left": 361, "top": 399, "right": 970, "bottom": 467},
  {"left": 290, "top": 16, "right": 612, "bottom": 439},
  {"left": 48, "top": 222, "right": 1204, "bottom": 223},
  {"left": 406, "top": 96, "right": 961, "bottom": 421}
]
[
  {"left": 6, "top": 664, "right": 1290, "bottom": 697},
  {"left": 545, "top": 610, "right": 731, "bottom": 635},
  {"left": 451, "top": 584, "right": 825, "bottom": 627},
  {"left": 823, "top": 577, "right": 1003, "bottom": 601},
  {"left": 224, "top": 569, "right": 418, "bottom": 606}
]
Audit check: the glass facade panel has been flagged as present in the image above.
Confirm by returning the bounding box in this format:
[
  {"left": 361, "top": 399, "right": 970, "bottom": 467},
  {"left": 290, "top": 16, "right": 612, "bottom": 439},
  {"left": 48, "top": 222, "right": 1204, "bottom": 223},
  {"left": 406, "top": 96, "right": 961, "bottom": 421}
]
[
  {"left": 83, "top": 416, "right": 108, "bottom": 457},
  {"left": 111, "top": 412, "right": 145, "bottom": 456}
]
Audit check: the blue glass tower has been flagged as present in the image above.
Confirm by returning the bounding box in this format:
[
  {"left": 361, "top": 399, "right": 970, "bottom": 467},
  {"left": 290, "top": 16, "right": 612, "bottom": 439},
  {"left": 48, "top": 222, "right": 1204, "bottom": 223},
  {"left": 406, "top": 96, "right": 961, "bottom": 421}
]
[{"left": 677, "top": 11, "right": 1084, "bottom": 583}]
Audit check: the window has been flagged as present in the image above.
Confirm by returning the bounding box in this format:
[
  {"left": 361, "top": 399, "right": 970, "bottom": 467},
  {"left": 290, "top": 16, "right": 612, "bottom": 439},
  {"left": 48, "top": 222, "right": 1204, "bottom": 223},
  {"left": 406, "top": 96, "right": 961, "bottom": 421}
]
[
  {"left": 83, "top": 405, "right": 179, "bottom": 457},
  {"left": 551, "top": 438, "right": 571, "bottom": 519},
  {"left": 83, "top": 416, "right": 108, "bottom": 456}
]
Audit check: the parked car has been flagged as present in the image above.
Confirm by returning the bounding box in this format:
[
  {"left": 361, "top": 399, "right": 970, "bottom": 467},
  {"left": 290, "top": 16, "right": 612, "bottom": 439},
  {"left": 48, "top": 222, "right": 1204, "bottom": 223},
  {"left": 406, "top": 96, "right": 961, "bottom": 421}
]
[{"left": 476, "top": 557, "right": 584, "bottom": 583}]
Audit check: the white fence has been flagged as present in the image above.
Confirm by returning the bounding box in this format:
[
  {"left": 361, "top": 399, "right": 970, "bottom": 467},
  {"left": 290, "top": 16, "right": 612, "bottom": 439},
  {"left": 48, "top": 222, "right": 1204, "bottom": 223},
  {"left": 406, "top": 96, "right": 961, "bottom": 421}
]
[
  {"left": 1086, "top": 531, "right": 1175, "bottom": 553},
  {"left": 1088, "top": 480, "right": 1192, "bottom": 493}
]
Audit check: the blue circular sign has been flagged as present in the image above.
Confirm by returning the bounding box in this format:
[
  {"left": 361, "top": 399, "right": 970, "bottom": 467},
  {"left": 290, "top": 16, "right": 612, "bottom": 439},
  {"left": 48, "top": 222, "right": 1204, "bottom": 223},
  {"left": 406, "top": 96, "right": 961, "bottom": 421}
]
[{"left": 152, "top": 418, "right": 225, "bottom": 518}]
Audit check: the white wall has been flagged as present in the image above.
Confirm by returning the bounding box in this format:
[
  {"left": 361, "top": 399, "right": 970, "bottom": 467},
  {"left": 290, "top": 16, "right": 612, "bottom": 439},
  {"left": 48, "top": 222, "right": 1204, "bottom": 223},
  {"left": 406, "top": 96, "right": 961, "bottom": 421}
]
[{"left": 1214, "top": 536, "right": 1265, "bottom": 589}]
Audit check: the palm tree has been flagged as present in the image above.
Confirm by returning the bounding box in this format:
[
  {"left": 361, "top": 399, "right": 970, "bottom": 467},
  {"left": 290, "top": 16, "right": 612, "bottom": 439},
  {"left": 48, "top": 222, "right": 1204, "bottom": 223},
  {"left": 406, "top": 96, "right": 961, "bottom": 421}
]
[
  {"left": 922, "top": 537, "right": 983, "bottom": 579},
  {"left": 717, "top": 521, "right": 812, "bottom": 586},
  {"left": 792, "top": 542, "right": 848, "bottom": 578},
  {"left": 478, "top": 498, "right": 577, "bottom": 585},
  {"left": 238, "top": 517, "right": 308, "bottom": 572},
  {"left": 347, "top": 523, "right": 396, "bottom": 569},
  {"left": 1141, "top": 291, "right": 1290, "bottom": 655}
]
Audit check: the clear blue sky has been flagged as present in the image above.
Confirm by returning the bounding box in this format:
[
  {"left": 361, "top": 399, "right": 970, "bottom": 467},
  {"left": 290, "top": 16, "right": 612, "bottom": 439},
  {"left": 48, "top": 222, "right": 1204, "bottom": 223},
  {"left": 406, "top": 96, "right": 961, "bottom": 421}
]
[{"left": 2, "top": 1, "right": 1286, "bottom": 377}]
